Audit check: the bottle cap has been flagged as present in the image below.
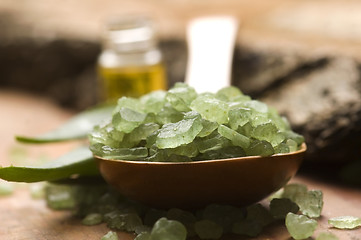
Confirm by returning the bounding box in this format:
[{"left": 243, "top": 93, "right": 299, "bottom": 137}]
[{"left": 103, "top": 16, "right": 157, "bottom": 52}]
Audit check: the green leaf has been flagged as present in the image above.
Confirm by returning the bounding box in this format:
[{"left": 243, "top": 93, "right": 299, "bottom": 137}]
[
  {"left": 0, "top": 146, "right": 99, "bottom": 183},
  {"left": 16, "top": 104, "right": 115, "bottom": 143}
]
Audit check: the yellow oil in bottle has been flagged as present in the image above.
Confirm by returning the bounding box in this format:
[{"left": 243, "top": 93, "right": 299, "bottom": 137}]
[
  {"left": 97, "top": 16, "right": 167, "bottom": 102},
  {"left": 98, "top": 63, "right": 167, "bottom": 101}
]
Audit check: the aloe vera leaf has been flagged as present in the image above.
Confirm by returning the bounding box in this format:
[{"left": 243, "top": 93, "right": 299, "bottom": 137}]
[
  {"left": 0, "top": 146, "right": 99, "bottom": 183},
  {"left": 16, "top": 104, "right": 115, "bottom": 143}
]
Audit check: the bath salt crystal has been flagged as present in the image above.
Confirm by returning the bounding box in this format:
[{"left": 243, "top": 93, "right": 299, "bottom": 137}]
[
  {"left": 294, "top": 190, "right": 323, "bottom": 218},
  {"left": 166, "top": 208, "right": 196, "bottom": 226},
  {"left": 196, "top": 146, "right": 245, "bottom": 160},
  {"left": 166, "top": 91, "right": 191, "bottom": 112},
  {"left": 197, "top": 119, "right": 218, "bottom": 138},
  {"left": 166, "top": 141, "right": 199, "bottom": 158},
  {"left": 112, "top": 108, "right": 146, "bottom": 133},
  {"left": 218, "top": 124, "right": 250, "bottom": 149},
  {"left": 0, "top": 181, "right": 14, "bottom": 196},
  {"left": 190, "top": 95, "right": 229, "bottom": 124},
  {"left": 252, "top": 122, "right": 285, "bottom": 147},
  {"left": 194, "top": 220, "right": 223, "bottom": 239},
  {"left": 100, "top": 146, "right": 148, "bottom": 160},
  {"left": 101, "top": 231, "right": 118, "bottom": 240},
  {"left": 232, "top": 219, "right": 263, "bottom": 237},
  {"left": 46, "top": 184, "right": 77, "bottom": 210},
  {"left": 196, "top": 133, "right": 230, "bottom": 154},
  {"left": 246, "top": 203, "right": 274, "bottom": 227},
  {"left": 167, "top": 208, "right": 197, "bottom": 237},
  {"left": 134, "top": 225, "right": 152, "bottom": 235},
  {"left": 285, "top": 213, "right": 317, "bottom": 240},
  {"left": 250, "top": 113, "right": 271, "bottom": 128},
  {"left": 113, "top": 97, "right": 143, "bottom": 113},
  {"left": 246, "top": 140, "right": 274, "bottom": 157},
  {"left": 282, "top": 183, "right": 308, "bottom": 202},
  {"left": 145, "top": 150, "right": 169, "bottom": 162},
  {"left": 144, "top": 209, "right": 167, "bottom": 226},
  {"left": 316, "top": 232, "right": 339, "bottom": 240},
  {"left": 286, "top": 139, "right": 298, "bottom": 153},
  {"left": 110, "top": 128, "right": 125, "bottom": 142},
  {"left": 215, "top": 86, "right": 244, "bottom": 101},
  {"left": 328, "top": 216, "right": 361, "bottom": 229},
  {"left": 201, "top": 204, "right": 244, "bottom": 233},
  {"left": 106, "top": 213, "right": 143, "bottom": 232},
  {"left": 150, "top": 218, "right": 187, "bottom": 240},
  {"left": 89, "top": 122, "right": 122, "bottom": 148},
  {"left": 274, "top": 142, "right": 290, "bottom": 154},
  {"left": 29, "top": 183, "right": 46, "bottom": 199},
  {"left": 282, "top": 130, "right": 305, "bottom": 146},
  {"left": 155, "top": 106, "right": 184, "bottom": 125},
  {"left": 156, "top": 117, "right": 203, "bottom": 149},
  {"left": 216, "top": 87, "right": 251, "bottom": 103},
  {"left": 243, "top": 100, "right": 269, "bottom": 113},
  {"left": 269, "top": 198, "right": 299, "bottom": 220},
  {"left": 228, "top": 107, "right": 253, "bottom": 130},
  {"left": 123, "top": 214, "right": 144, "bottom": 232},
  {"left": 267, "top": 107, "right": 291, "bottom": 131},
  {"left": 82, "top": 213, "right": 103, "bottom": 226},
  {"left": 123, "top": 123, "right": 160, "bottom": 146},
  {"left": 140, "top": 90, "right": 166, "bottom": 113},
  {"left": 166, "top": 83, "right": 197, "bottom": 112},
  {"left": 236, "top": 122, "right": 253, "bottom": 138},
  {"left": 134, "top": 232, "right": 151, "bottom": 240}
]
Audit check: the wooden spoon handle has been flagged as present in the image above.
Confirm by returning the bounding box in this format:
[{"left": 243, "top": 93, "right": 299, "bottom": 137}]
[{"left": 185, "top": 16, "right": 239, "bottom": 93}]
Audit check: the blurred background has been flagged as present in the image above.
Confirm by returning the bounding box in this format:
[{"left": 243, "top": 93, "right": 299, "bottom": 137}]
[{"left": 1, "top": 0, "right": 361, "bottom": 184}]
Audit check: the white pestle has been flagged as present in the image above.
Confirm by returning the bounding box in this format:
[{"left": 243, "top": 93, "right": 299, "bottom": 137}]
[{"left": 185, "top": 16, "right": 239, "bottom": 93}]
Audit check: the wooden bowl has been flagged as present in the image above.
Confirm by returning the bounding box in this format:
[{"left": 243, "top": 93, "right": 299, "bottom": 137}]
[{"left": 96, "top": 143, "right": 306, "bottom": 209}]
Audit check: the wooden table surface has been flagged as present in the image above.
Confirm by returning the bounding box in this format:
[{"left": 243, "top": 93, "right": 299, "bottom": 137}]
[{"left": 1, "top": 90, "right": 361, "bottom": 240}]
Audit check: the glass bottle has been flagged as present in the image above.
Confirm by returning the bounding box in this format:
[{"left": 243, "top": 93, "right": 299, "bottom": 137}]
[{"left": 97, "top": 16, "right": 167, "bottom": 102}]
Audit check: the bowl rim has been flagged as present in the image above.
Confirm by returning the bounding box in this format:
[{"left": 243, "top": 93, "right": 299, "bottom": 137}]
[{"left": 94, "top": 142, "right": 307, "bottom": 165}]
